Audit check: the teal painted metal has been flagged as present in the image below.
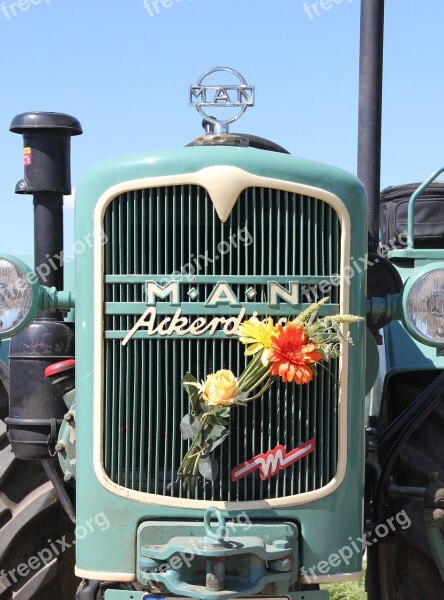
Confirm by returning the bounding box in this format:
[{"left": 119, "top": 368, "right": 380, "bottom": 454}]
[
  {"left": 381, "top": 225, "right": 444, "bottom": 380},
  {"left": 137, "top": 519, "right": 298, "bottom": 598},
  {"left": 76, "top": 146, "right": 366, "bottom": 208},
  {"left": 204, "top": 507, "right": 227, "bottom": 541},
  {"left": 389, "top": 248, "right": 444, "bottom": 261},
  {"left": 365, "top": 331, "right": 379, "bottom": 395},
  {"left": 378, "top": 316, "right": 444, "bottom": 439},
  {"left": 377, "top": 258, "right": 444, "bottom": 438},
  {"left": 424, "top": 509, "right": 444, "bottom": 581},
  {"left": 104, "top": 592, "right": 329, "bottom": 600},
  {"left": 74, "top": 146, "right": 367, "bottom": 582},
  {"left": 388, "top": 167, "right": 444, "bottom": 262},
  {"left": 0, "top": 340, "right": 9, "bottom": 364},
  {"left": 366, "top": 294, "right": 399, "bottom": 320},
  {"left": 382, "top": 320, "right": 444, "bottom": 375},
  {"left": 407, "top": 166, "right": 444, "bottom": 249},
  {"left": 381, "top": 258, "right": 444, "bottom": 378},
  {"left": 40, "top": 288, "right": 76, "bottom": 312},
  {"left": 56, "top": 390, "right": 76, "bottom": 480}
]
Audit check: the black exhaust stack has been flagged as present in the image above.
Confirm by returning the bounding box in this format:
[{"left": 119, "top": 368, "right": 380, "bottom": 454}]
[
  {"left": 357, "top": 0, "right": 385, "bottom": 253},
  {"left": 6, "top": 113, "right": 82, "bottom": 460},
  {"left": 10, "top": 112, "right": 82, "bottom": 292}
]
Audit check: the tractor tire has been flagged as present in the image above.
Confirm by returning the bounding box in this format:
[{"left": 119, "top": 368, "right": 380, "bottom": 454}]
[
  {"left": 369, "top": 371, "right": 444, "bottom": 600},
  {"left": 0, "top": 360, "right": 9, "bottom": 423},
  {"left": 0, "top": 382, "right": 7, "bottom": 423},
  {"left": 0, "top": 419, "right": 78, "bottom": 600}
]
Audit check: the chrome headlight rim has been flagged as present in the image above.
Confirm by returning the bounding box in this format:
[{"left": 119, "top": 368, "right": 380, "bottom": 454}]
[
  {"left": 0, "top": 253, "right": 40, "bottom": 339},
  {"left": 401, "top": 261, "right": 444, "bottom": 348}
]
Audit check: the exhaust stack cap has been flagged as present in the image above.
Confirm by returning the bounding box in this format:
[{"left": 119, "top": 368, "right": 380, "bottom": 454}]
[{"left": 10, "top": 112, "right": 82, "bottom": 196}]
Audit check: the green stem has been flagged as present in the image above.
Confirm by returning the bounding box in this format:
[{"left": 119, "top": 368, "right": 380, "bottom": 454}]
[
  {"left": 246, "top": 376, "right": 277, "bottom": 400},
  {"left": 244, "top": 370, "right": 273, "bottom": 393},
  {"left": 180, "top": 431, "right": 200, "bottom": 464},
  {"left": 238, "top": 353, "right": 270, "bottom": 391},
  {"left": 239, "top": 366, "right": 269, "bottom": 392},
  {"left": 237, "top": 352, "right": 262, "bottom": 385}
]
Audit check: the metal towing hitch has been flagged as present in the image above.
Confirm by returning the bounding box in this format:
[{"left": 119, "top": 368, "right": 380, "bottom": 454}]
[{"left": 136, "top": 507, "right": 298, "bottom": 599}]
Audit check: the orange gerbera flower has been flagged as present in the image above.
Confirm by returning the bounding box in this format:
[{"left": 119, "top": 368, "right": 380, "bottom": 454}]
[{"left": 268, "top": 322, "right": 323, "bottom": 384}]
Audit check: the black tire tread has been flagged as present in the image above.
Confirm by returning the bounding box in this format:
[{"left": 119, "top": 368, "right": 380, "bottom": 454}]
[
  {"left": 376, "top": 372, "right": 444, "bottom": 600},
  {"left": 0, "top": 419, "right": 77, "bottom": 600}
]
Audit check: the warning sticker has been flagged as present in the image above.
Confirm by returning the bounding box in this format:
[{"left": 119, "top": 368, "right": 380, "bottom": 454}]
[{"left": 23, "top": 147, "right": 32, "bottom": 166}]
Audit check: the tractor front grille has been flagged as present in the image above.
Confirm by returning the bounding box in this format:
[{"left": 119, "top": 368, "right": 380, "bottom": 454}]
[{"left": 102, "top": 185, "right": 342, "bottom": 501}]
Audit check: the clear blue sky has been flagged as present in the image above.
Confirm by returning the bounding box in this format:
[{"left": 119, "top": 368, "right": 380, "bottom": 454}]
[{"left": 1, "top": 0, "right": 444, "bottom": 256}]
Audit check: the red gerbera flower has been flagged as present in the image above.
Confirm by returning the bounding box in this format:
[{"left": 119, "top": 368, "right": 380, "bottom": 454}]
[{"left": 268, "top": 322, "right": 323, "bottom": 384}]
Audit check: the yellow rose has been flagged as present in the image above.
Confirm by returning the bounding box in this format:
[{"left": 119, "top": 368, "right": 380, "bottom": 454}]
[{"left": 201, "top": 369, "right": 240, "bottom": 406}]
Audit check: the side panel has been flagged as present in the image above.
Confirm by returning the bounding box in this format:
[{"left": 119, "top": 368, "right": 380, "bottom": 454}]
[{"left": 0, "top": 340, "right": 8, "bottom": 364}]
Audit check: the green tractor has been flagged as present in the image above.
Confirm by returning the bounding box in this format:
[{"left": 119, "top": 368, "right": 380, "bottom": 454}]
[{"left": 0, "top": 2, "right": 443, "bottom": 599}]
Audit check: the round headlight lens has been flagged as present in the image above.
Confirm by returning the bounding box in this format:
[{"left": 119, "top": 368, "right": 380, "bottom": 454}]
[
  {"left": 406, "top": 268, "right": 444, "bottom": 344},
  {"left": 0, "top": 256, "right": 37, "bottom": 337}
]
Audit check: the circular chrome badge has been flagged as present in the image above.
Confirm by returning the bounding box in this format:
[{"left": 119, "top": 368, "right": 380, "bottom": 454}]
[{"left": 189, "top": 67, "right": 255, "bottom": 127}]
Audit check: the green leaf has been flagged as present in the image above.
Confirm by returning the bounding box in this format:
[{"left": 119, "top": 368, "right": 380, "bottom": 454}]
[
  {"left": 206, "top": 414, "right": 228, "bottom": 427},
  {"left": 205, "top": 424, "right": 227, "bottom": 442},
  {"left": 216, "top": 407, "right": 231, "bottom": 418},
  {"left": 182, "top": 373, "right": 203, "bottom": 416},
  {"left": 206, "top": 431, "right": 230, "bottom": 454},
  {"left": 203, "top": 424, "right": 230, "bottom": 454},
  {"left": 180, "top": 414, "right": 202, "bottom": 440},
  {"left": 213, "top": 414, "right": 229, "bottom": 427},
  {"left": 198, "top": 455, "right": 219, "bottom": 481}
]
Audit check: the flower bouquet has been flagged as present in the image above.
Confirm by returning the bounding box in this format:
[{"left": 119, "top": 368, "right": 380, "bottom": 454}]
[{"left": 177, "top": 298, "right": 362, "bottom": 490}]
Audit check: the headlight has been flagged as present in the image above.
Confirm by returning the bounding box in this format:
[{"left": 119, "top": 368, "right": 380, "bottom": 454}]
[
  {"left": 0, "top": 255, "right": 40, "bottom": 338},
  {"left": 402, "top": 263, "right": 444, "bottom": 347}
]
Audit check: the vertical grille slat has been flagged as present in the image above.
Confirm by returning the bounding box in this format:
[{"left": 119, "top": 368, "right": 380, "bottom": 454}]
[
  {"left": 139, "top": 339, "right": 146, "bottom": 492},
  {"left": 102, "top": 185, "right": 342, "bottom": 501}
]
